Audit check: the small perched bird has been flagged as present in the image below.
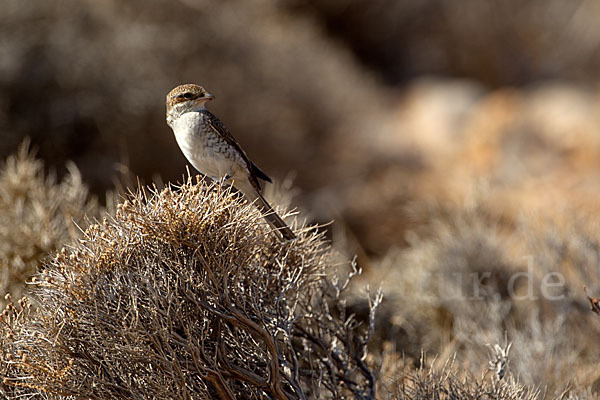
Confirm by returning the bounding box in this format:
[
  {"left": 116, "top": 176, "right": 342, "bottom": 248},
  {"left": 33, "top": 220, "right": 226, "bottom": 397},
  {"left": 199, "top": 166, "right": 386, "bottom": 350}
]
[{"left": 166, "top": 84, "right": 296, "bottom": 240}]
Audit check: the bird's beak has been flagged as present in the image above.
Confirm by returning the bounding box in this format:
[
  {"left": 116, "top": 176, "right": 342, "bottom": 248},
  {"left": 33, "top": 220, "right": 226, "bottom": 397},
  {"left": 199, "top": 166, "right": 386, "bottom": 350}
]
[{"left": 203, "top": 93, "right": 214, "bottom": 101}]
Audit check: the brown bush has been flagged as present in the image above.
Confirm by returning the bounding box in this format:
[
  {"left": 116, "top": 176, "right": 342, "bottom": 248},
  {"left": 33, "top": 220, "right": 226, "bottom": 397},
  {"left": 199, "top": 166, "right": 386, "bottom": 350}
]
[
  {"left": 376, "top": 349, "right": 548, "bottom": 400},
  {"left": 0, "top": 178, "right": 379, "bottom": 399},
  {"left": 0, "top": 141, "right": 102, "bottom": 309},
  {"left": 360, "top": 194, "right": 600, "bottom": 394}
]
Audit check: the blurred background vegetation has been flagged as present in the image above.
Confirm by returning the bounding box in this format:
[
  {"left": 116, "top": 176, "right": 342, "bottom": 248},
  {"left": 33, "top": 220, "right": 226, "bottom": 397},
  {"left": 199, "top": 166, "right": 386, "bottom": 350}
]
[{"left": 2, "top": 0, "right": 600, "bottom": 397}]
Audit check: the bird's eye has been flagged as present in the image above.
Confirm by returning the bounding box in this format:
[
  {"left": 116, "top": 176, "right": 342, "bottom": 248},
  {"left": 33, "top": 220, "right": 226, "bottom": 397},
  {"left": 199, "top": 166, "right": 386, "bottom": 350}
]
[{"left": 183, "top": 92, "right": 192, "bottom": 99}]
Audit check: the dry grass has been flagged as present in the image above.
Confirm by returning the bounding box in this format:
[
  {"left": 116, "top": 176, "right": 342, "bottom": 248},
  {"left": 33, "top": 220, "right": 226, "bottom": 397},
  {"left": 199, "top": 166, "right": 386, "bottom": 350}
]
[{"left": 0, "top": 176, "right": 379, "bottom": 399}]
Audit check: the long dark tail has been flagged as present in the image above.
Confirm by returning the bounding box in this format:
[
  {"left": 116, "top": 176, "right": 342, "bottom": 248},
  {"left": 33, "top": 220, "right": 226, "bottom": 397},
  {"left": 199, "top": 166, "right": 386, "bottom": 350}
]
[
  {"left": 238, "top": 178, "right": 296, "bottom": 240},
  {"left": 253, "top": 190, "right": 296, "bottom": 240}
]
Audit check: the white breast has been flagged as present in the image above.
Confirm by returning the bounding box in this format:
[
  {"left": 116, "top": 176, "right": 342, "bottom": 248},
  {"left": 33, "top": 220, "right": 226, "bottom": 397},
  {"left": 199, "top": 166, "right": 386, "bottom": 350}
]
[{"left": 170, "top": 112, "right": 240, "bottom": 180}]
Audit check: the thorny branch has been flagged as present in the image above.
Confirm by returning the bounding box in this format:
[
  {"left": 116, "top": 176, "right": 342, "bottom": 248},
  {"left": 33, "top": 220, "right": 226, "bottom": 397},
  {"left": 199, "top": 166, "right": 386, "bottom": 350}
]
[{"left": 0, "top": 179, "right": 379, "bottom": 399}]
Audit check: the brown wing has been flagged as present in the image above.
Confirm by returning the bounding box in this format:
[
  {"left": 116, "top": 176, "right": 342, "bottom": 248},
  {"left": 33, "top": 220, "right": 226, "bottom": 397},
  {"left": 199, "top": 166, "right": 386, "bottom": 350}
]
[{"left": 203, "top": 110, "right": 272, "bottom": 188}]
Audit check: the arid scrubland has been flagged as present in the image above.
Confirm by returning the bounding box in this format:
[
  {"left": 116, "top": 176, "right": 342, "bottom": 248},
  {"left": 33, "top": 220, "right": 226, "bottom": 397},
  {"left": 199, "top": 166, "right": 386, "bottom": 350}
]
[
  {"left": 1, "top": 173, "right": 379, "bottom": 399},
  {"left": 3, "top": 0, "right": 600, "bottom": 398},
  {"left": 2, "top": 141, "right": 599, "bottom": 398},
  {"left": 0, "top": 143, "right": 103, "bottom": 310},
  {"left": 353, "top": 81, "right": 600, "bottom": 396}
]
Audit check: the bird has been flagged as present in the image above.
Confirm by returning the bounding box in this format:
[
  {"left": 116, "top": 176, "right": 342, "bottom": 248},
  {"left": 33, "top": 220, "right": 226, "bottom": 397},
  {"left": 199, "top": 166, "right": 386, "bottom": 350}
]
[{"left": 166, "top": 83, "right": 296, "bottom": 240}]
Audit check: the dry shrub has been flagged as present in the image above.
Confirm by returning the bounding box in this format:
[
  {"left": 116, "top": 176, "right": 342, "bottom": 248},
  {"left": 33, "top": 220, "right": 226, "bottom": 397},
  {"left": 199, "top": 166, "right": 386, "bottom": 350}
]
[
  {"left": 0, "top": 141, "right": 102, "bottom": 309},
  {"left": 338, "top": 80, "right": 600, "bottom": 256},
  {"left": 376, "top": 349, "right": 546, "bottom": 400},
  {"left": 366, "top": 201, "right": 514, "bottom": 356},
  {"left": 371, "top": 342, "right": 596, "bottom": 399},
  {"left": 363, "top": 194, "right": 600, "bottom": 394},
  {"left": 0, "top": 178, "right": 379, "bottom": 399}
]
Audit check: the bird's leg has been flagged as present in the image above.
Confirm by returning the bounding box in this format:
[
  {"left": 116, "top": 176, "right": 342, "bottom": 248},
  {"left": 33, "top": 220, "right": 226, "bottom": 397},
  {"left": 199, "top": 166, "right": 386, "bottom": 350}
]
[
  {"left": 217, "top": 175, "right": 245, "bottom": 203},
  {"left": 218, "top": 174, "right": 232, "bottom": 186}
]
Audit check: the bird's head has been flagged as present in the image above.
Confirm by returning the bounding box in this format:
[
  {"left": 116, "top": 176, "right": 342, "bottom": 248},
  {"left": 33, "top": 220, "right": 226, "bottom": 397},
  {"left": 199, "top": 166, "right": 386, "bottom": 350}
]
[{"left": 166, "top": 84, "right": 214, "bottom": 126}]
